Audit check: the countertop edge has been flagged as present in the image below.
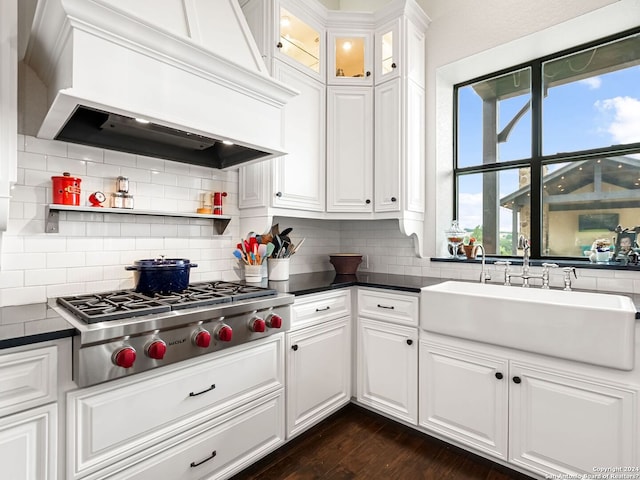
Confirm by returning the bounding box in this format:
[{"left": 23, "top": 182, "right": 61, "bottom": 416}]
[{"left": 0, "top": 328, "right": 76, "bottom": 350}]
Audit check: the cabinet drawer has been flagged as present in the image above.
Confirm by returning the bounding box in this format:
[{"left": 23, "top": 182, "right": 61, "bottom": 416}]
[
  {"left": 68, "top": 335, "right": 283, "bottom": 479},
  {"left": 0, "top": 345, "right": 57, "bottom": 417},
  {"left": 358, "top": 288, "right": 418, "bottom": 326},
  {"left": 291, "top": 289, "right": 351, "bottom": 330},
  {"left": 102, "top": 391, "right": 284, "bottom": 480}
]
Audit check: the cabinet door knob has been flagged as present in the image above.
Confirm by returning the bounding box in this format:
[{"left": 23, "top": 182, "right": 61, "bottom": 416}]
[
  {"left": 276, "top": 42, "right": 283, "bottom": 49},
  {"left": 406, "top": 339, "right": 413, "bottom": 346},
  {"left": 275, "top": 191, "right": 283, "bottom": 197},
  {"left": 365, "top": 199, "right": 371, "bottom": 204},
  {"left": 366, "top": 71, "right": 371, "bottom": 77},
  {"left": 512, "top": 376, "right": 521, "bottom": 384},
  {"left": 291, "top": 344, "right": 298, "bottom": 351},
  {"left": 495, "top": 372, "right": 503, "bottom": 380},
  {"left": 391, "top": 62, "right": 397, "bottom": 69},
  {"left": 391, "top": 197, "right": 397, "bottom": 202}
]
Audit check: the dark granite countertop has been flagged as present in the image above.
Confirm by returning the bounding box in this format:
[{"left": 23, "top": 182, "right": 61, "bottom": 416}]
[
  {"left": 267, "top": 271, "right": 445, "bottom": 295},
  {"left": 0, "top": 303, "right": 76, "bottom": 350},
  {"left": 3, "top": 271, "right": 639, "bottom": 349}
]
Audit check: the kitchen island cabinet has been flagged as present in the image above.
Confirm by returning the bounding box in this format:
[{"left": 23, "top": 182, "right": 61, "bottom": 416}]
[{"left": 286, "top": 290, "right": 351, "bottom": 439}]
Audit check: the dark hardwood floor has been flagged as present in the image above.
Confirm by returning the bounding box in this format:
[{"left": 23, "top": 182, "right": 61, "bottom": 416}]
[{"left": 231, "top": 404, "right": 534, "bottom": 480}]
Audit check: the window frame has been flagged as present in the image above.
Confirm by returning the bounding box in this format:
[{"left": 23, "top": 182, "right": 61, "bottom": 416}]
[{"left": 453, "top": 26, "right": 640, "bottom": 260}]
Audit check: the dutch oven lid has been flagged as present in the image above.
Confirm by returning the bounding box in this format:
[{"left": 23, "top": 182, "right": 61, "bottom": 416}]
[{"left": 133, "top": 258, "right": 192, "bottom": 268}]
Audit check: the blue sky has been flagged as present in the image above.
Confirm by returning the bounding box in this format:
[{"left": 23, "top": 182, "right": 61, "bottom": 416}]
[{"left": 456, "top": 63, "right": 640, "bottom": 232}]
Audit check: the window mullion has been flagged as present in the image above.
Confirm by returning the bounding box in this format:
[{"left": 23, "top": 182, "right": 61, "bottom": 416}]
[{"left": 530, "top": 60, "right": 543, "bottom": 258}]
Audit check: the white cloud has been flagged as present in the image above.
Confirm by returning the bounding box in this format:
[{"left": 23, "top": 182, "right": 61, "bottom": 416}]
[
  {"left": 458, "top": 192, "right": 513, "bottom": 233},
  {"left": 579, "top": 77, "right": 601, "bottom": 89},
  {"left": 595, "top": 96, "right": 640, "bottom": 144}
]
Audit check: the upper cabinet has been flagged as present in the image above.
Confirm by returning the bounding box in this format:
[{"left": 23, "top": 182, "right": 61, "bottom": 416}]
[
  {"left": 276, "top": 5, "right": 325, "bottom": 81},
  {"left": 0, "top": 0, "right": 17, "bottom": 235},
  {"left": 327, "top": 30, "right": 373, "bottom": 86},
  {"left": 374, "top": 18, "right": 400, "bottom": 85}
]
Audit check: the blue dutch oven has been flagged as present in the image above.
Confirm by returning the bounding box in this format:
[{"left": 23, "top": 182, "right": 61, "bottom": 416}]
[{"left": 125, "top": 257, "right": 198, "bottom": 294}]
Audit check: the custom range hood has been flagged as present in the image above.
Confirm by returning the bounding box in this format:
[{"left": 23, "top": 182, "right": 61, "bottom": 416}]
[{"left": 23, "top": 0, "right": 297, "bottom": 169}]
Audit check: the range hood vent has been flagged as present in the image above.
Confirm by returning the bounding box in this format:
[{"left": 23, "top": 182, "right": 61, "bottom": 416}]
[
  {"left": 58, "top": 106, "right": 269, "bottom": 170},
  {"left": 23, "top": 0, "right": 297, "bottom": 169}
]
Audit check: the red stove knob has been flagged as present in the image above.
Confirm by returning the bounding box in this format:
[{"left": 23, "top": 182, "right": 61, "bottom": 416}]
[
  {"left": 113, "top": 347, "right": 136, "bottom": 368},
  {"left": 250, "top": 317, "right": 266, "bottom": 333},
  {"left": 146, "top": 340, "right": 167, "bottom": 360},
  {"left": 193, "top": 329, "right": 211, "bottom": 348},
  {"left": 216, "top": 324, "right": 233, "bottom": 342},
  {"left": 266, "top": 314, "right": 283, "bottom": 329}
]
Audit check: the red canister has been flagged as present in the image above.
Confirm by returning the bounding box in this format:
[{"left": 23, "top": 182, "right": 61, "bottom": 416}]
[
  {"left": 51, "top": 172, "right": 82, "bottom": 206},
  {"left": 213, "top": 191, "right": 227, "bottom": 215}
]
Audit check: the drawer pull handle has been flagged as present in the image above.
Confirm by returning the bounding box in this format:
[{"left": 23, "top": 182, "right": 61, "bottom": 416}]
[
  {"left": 315, "top": 306, "right": 330, "bottom": 312},
  {"left": 377, "top": 304, "right": 395, "bottom": 310},
  {"left": 189, "top": 384, "right": 216, "bottom": 397},
  {"left": 190, "top": 450, "right": 217, "bottom": 468}
]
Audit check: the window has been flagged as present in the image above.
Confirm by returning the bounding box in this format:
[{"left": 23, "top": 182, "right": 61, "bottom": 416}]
[{"left": 454, "top": 29, "right": 640, "bottom": 259}]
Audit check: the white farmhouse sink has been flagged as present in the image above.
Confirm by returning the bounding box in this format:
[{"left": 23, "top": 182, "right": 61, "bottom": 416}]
[{"left": 421, "top": 281, "right": 637, "bottom": 370}]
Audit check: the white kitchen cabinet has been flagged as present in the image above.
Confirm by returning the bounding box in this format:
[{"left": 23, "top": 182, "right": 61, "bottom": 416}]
[
  {"left": 418, "top": 335, "right": 638, "bottom": 477},
  {"left": 67, "top": 335, "right": 284, "bottom": 480},
  {"left": 100, "top": 391, "right": 284, "bottom": 480},
  {"left": 327, "top": 29, "right": 373, "bottom": 86},
  {"left": 357, "top": 317, "right": 418, "bottom": 424},
  {"left": 0, "top": 0, "right": 17, "bottom": 235},
  {"left": 374, "top": 17, "right": 400, "bottom": 85},
  {"left": 286, "top": 290, "right": 351, "bottom": 439},
  {"left": 326, "top": 86, "right": 373, "bottom": 213},
  {"left": 239, "top": 61, "right": 325, "bottom": 218},
  {"left": 286, "top": 317, "right": 351, "bottom": 438},
  {"left": 356, "top": 288, "right": 419, "bottom": 424},
  {"left": 0, "top": 403, "right": 57, "bottom": 480},
  {"left": 509, "top": 362, "right": 636, "bottom": 476},
  {"left": 0, "top": 342, "right": 64, "bottom": 480},
  {"left": 419, "top": 341, "right": 509, "bottom": 460}
]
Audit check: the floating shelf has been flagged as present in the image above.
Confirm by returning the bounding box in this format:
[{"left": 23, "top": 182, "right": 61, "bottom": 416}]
[{"left": 45, "top": 204, "right": 231, "bottom": 235}]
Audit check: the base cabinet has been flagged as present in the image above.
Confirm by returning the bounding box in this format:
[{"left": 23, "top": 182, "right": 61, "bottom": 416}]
[
  {"left": 286, "top": 317, "right": 351, "bottom": 438},
  {"left": 357, "top": 317, "right": 417, "bottom": 424},
  {"left": 419, "top": 341, "right": 508, "bottom": 460},
  {"left": 509, "top": 362, "right": 636, "bottom": 476},
  {"left": 287, "top": 290, "right": 352, "bottom": 439},
  {"left": 0, "top": 403, "right": 57, "bottom": 480},
  {"left": 68, "top": 335, "right": 285, "bottom": 480},
  {"left": 102, "top": 391, "right": 284, "bottom": 480},
  {"left": 419, "top": 337, "right": 638, "bottom": 477}
]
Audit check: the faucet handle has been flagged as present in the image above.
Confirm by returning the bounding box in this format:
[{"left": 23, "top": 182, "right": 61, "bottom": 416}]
[
  {"left": 541, "top": 263, "right": 559, "bottom": 289},
  {"left": 494, "top": 260, "right": 511, "bottom": 268},
  {"left": 561, "top": 267, "right": 577, "bottom": 291},
  {"left": 541, "top": 262, "right": 559, "bottom": 270}
]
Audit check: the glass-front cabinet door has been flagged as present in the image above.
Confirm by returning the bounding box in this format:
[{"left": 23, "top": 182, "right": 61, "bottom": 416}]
[
  {"left": 375, "top": 19, "right": 400, "bottom": 85},
  {"left": 328, "top": 30, "right": 373, "bottom": 85},
  {"left": 276, "top": 5, "right": 324, "bottom": 80}
]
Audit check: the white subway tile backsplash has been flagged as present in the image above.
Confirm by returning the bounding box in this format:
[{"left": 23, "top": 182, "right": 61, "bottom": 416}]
[
  {"left": 47, "top": 155, "right": 87, "bottom": 176},
  {"left": 120, "top": 166, "right": 152, "bottom": 183},
  {"left": 86, "top": 222, "right": 122, "bottom": 237},
  {"left": 86, "top": 161, "right": 121, "bottom": 178},
  {"left": 24, "top": 236, "right": 66, "bottom": 253},
  {"left": 68, "top": 267, "right": 105, "bottom": 283},
  {"left": 24, "top": 169, "right": 55, "bottom": 187},
  {"left": 137, "top": 155, "right": 165, "bottom": 172},
  {"left": 47, "top": 252, "right": 86, "bottom": 268},
  {"left": 46, "top": 283, "right": 86, "bottom": 298},
  {"left": 121, "top": 223, "right": 151, "bottom": 237},
  {"left": 2, "top": 253, "right": 47, "bottom": 271},
  {"left": 68, "top": 144, "right": 105, "bottom": 163},
  {"left": 58, "top": 221, "right": 87, "bottom": 236},
  {"left": 0, "top": 270, "right": 24, "bottom": 289},
  {"left": 1, "top": 236, "right": 24, "bottom": 253},
  {"left": 10, "top": 184, "right": 46, "bottom": 203},
  {"left": 104, "top": 150, "right": 136, "bottom": 166},
  {"left": 25, "top": 136, "right": 67, "bottom": 157},
  {"left": 0, "top": 286, "right": 47, "bottom": 306},
  {"left": 104, "top": 238, "right": 136, "bottom": 251},
  {"left": 86, "top": 251, "right": 121, "bottom": 266},
  {"left": 18, "top": 151, "right": 46, "bottom": 170},
  {"left": 25, "top": 268, "right": 67, "bottom": 286},
  {"left": 151, "top": 171, "right": 178, "bottom": 187}
]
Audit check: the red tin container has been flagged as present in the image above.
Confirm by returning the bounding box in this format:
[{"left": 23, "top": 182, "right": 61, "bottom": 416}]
[
  {"left": 213, "top": 191, "right": 227, "bottom": 215},
  {"left": 51, "top": 172, "right": 82, "bottom": 206}
]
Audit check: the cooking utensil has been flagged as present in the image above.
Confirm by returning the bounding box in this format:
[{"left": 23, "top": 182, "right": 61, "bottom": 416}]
[
  {"left": 125, "top": 257, "right": 198, "bottom": 294},
  {"left": 258, "top": 244, "right": 268, "bottom": 262},
  {"left": 233, "top": 249, "right": 248, "bottom": 264},
  {"left": 290, "top": 237, "right": 305, "bottom": 255}
]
